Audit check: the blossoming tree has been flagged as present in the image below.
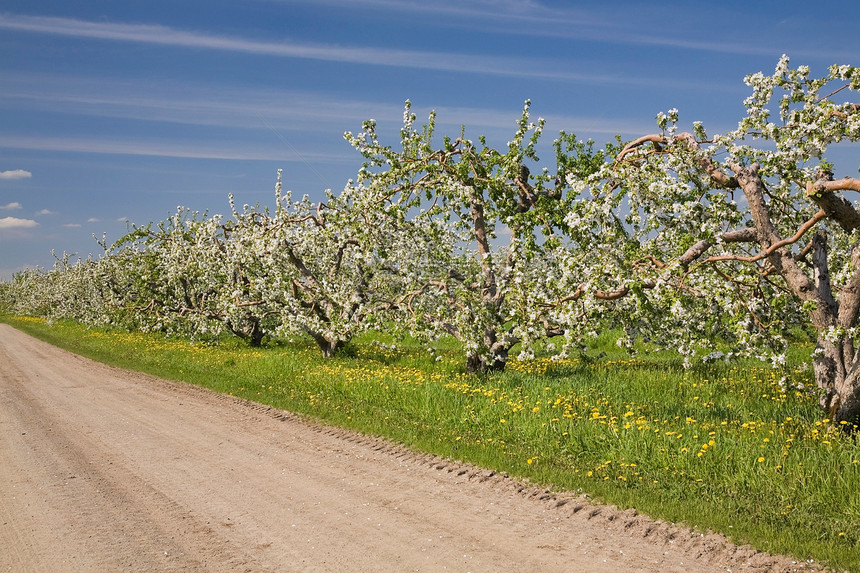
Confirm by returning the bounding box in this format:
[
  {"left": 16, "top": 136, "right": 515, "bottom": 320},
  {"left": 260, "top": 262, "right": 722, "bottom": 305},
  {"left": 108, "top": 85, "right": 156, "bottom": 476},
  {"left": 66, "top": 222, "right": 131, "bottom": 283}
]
[
  {"left": 103, "top": 172, "right": 430, "bottom": 356},
  {"left": 223, "top": 170, "right": 424, "bottom": 357},
  {"left": 345, "top": 101, "right": 606, "bottom": 372},
  {"left": 106, "top": 208, "right": 272, "bottom": 344},
  {"left": 564, "top": 56, "right": 860, "bottom": 421},
  {"left": 0, "top": 251, "right": 113, "bottom": 325}
]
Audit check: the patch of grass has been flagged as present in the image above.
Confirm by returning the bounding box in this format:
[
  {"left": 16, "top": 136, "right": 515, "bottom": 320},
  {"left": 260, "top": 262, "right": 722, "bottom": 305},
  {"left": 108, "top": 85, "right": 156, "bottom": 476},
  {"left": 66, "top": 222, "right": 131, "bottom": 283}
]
[{"left": 4, "top": 315, "right": 858, "bottom": 570}]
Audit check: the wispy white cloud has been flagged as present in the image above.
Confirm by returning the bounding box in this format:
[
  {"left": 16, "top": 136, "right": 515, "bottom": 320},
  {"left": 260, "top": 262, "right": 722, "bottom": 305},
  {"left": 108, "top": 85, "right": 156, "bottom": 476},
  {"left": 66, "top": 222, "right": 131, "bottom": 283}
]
[
  {"left": 87, "top": 217, "right": 100, "bottom": 223},
  {"left": 0, "top": 14, "right": 567, "bottom": 80},
  {"left": 273, "top": 0, "right": 601, "bottom": 35},
  {"left": 0, "top": 169, "right": 32, "bottom": 180},
  {"left": 35, "top": 209, "right": 55, "bottom": 216},
  {"left": 0, "top": 13, "right": 768, "bottom": 85},
  {"left": 0, "top": 202, "right": 22, "bottom": 210},
  {"left": 279, "top": 0, "right": 856, "bottom": 60},
  {"left": 0, "top": 134, "right": 354, "bottom": 162},
  {"left": 0, "top": 111, "right": 660, "bottom": 164},
  {"left": 0, "top": 73, "right": 404, "bottom": 131},
  {"left": 62, "top": 223, "right": 82, "bottom": 228},
  {"left": 287, "top": 0, "right": 599, "bottom": 29},
  {"left": 0, "top": 216, "right": 38, "bottom": 229},
  {"left": 0, "top": 73, "right": 664, "bottom": 147}
]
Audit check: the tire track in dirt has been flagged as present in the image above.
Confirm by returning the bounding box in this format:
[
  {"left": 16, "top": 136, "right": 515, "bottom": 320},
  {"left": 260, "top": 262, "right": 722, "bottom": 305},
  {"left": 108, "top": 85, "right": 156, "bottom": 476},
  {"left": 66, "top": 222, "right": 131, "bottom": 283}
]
[
  {"left": 0, "top": 330, "right": 269, "bottom": 572},
  {"left": 0, "top": 324, "right": 825, "bottom": 572}
]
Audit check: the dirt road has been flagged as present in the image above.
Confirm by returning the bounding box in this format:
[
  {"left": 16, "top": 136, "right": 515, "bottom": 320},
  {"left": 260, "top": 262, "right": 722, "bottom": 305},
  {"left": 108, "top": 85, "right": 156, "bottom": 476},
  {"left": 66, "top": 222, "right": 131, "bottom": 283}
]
[{"left": 0, "top": 324, "right": 820, "bottom": 572}]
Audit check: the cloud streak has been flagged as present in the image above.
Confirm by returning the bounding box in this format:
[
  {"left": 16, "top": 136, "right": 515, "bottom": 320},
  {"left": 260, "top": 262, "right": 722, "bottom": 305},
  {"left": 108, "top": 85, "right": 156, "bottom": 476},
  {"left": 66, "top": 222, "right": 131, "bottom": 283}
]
[
  {"left": 291, "top": 0, "right": 857, "bottom": 61},
  {"left": 0, "top": 134, "right": 355, "bottom": 163},
  {"left": 0, "top": 13, "right": 753, "bottom": 86},
  {"left": 0, "top": 14, "right": 567, "bottom": 80},
  {"left": 0, "top": 74, "right": 406, "bottom": 131},
  {"left": 0, "top": 72, "right": 665, "bottom": 146},
  {"left": 0, "top": 202, "right": 22, "bottom": 210},
  {"left": 0, "top": 111, "right": 660, "bottom": 163}
]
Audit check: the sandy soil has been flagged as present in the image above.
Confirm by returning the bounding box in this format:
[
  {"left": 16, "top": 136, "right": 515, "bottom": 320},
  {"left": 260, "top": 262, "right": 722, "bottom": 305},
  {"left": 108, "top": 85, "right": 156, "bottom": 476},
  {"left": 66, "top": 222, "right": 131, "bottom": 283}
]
[{"left": 0, "top": 324, "right": 825, "bottom": 572}]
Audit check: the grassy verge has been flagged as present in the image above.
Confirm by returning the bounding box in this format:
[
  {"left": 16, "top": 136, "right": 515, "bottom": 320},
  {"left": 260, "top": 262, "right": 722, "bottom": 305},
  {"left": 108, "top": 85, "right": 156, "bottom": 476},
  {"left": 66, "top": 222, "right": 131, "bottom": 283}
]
[{"left": 4, "top": 315, "right": 858, "bottom": 571}]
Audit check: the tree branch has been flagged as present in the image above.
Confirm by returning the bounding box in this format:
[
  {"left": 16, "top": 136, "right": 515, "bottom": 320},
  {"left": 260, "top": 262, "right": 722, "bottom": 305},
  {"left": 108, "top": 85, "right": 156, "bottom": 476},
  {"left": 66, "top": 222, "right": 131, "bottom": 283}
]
[
  {"left": 702, "top": 210, "right": 826, "bottom": 265},
  {"left": 616, "top": 132, "right": 738, "bottom": 189},
  {"left": 616, "top": 134, "right": 666, "bottom": 162},
  {"left": 329, "top": 239, "right": 361, "bottom": 280},
  {"left": 678, "top": 227, "right": 758, "bottom": 270},
  {"left": 807, "top": 176, "right": 860, "bottom": 232},
  {"left": 284, "top": 244, "right": 320, "bottom": 288},
  {"left": 731, "top": 162, "right": 821, "bottom": 306}
]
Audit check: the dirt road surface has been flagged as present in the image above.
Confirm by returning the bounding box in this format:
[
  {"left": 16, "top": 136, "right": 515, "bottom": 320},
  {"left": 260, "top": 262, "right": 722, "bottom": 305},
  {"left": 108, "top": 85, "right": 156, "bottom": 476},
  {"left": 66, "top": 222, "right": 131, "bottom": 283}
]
[{"left": 0, "top": 324, "right": 822, "bottom": 572}]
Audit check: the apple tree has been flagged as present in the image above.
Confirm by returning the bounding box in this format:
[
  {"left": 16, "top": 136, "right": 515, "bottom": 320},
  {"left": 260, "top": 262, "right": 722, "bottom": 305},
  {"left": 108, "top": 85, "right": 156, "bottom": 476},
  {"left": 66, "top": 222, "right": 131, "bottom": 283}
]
[{"left": 564, "top": 56, "right": 860, "bottom": 421}]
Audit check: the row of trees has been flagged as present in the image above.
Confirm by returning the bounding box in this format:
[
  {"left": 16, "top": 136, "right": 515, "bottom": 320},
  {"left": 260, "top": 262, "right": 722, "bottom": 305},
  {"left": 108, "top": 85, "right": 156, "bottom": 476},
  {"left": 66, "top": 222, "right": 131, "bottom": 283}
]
[{"left": 4, "top": 57, "right": 860, "bottom": 421}]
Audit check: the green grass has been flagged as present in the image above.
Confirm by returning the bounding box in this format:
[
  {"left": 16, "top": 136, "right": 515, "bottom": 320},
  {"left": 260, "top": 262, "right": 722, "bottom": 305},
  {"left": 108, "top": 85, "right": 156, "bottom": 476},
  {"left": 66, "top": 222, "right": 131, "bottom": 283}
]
[{"left": 4, "top": 315, "right": 859, "bottom": 571}]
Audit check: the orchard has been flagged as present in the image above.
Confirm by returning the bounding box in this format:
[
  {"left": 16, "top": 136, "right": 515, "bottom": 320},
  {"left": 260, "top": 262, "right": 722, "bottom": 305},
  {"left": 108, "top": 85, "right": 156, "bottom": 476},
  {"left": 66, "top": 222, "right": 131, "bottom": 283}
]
[{"left": 4, "top": 56, "right": 860, "bottom": 422}]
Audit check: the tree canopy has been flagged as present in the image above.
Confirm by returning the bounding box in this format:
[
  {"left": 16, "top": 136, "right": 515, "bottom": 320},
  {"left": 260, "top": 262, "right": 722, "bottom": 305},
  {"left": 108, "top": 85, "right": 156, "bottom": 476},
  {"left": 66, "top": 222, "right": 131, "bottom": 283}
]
[{"left": 4, "top": 56, "right": 860, "bottom": 421}]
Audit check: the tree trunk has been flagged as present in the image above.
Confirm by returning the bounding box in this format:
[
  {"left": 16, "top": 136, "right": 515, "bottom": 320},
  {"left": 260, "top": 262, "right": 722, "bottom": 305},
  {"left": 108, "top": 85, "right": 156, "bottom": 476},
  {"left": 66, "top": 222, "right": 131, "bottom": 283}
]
[
  {"left": 249, "top": 322, "right": 264, "bottom": 347},
  {"left": 228, "top": 313, "right": 264, "bottom": 347},
  {"left": 465, "top": 351, "right": 507, "bottom": 373},
  {"left": 463, "top": 327, "right": 511, "bottom": 373},
  {"left": 305, "top": 328, "right": 346, "bottom": 358},
  {"left": 732, "top": 166, "right": 860, "bottom": 423},
  {"left": 320, "top": 339, "right": 345, "bottom": 358},
  {"left": 814, "top": 335, "right": 860, "bottom": 423}
]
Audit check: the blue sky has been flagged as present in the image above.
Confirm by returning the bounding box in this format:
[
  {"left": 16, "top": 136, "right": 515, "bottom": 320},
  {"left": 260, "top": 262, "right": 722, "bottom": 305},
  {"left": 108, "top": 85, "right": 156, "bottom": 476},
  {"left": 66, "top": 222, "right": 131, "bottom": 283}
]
[{"left": 1, "top": 0, "right": 859, "bottom": 278}]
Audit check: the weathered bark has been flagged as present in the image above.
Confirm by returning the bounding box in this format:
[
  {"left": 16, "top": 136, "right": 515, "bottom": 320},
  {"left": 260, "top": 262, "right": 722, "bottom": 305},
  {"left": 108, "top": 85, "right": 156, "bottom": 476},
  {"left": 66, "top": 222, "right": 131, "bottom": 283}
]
[
  {"left": 469, "top": 194, "right": 498, "bottom": 303},
  {"left": 320, "top": 339, "right": 345, "bottom": 358},
  {"left": 250, "top": 326, "right": 264, "bottom": 347},
  {"left": 807, "top": 175, "right": 860, "bottom": 233},
  {"left": 678, "top": 228, "right": 758, "bottom": 270},
  {"left": 814, "top": 336, "right": 860, "bottom": 423},
  {"left": 811, "top": 232, "right": 860, "bottom": 423}
]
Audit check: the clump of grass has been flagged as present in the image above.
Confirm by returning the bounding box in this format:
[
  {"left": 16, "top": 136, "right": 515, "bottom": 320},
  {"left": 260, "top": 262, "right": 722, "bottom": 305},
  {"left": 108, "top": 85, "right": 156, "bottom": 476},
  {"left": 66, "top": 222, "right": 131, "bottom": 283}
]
[{"left": 4, "top": 315, "right": 858, "bottom": 570}]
